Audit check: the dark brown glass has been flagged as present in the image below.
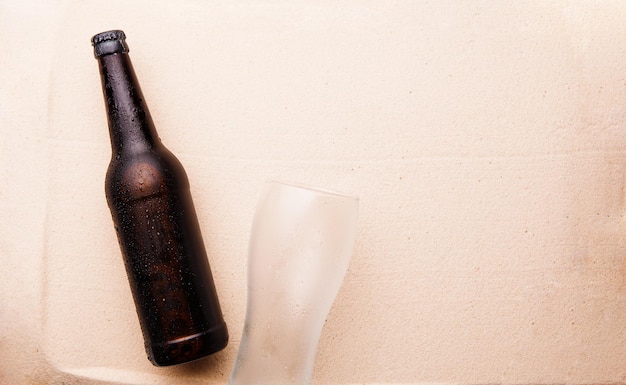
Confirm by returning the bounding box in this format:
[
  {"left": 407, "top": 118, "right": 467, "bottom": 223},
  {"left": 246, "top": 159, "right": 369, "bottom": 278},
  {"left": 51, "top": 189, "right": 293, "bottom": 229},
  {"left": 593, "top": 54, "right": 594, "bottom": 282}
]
[{"left": 91, "top": 30, "right": 228, "bottom": 366}]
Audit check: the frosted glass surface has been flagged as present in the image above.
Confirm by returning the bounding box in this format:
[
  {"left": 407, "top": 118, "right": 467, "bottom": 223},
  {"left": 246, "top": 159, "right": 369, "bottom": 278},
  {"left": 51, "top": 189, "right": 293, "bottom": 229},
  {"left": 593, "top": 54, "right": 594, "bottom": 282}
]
[{"left": 230, "top": 182, "right": 358, "bottom": 385}]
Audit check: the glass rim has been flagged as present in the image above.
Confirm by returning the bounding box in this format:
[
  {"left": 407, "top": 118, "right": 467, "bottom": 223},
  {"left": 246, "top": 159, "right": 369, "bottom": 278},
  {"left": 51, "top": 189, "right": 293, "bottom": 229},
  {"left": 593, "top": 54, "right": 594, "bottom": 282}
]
[{"left": 267, "top": 179, "right": 359, "bottom": 201}]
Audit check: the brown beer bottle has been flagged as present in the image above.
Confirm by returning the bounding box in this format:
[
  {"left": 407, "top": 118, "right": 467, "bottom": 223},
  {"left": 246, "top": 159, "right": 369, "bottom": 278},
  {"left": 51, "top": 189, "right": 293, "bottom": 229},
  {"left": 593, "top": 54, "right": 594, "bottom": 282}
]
[{"left": 91, "top": 30, "right": 228, "bottom": 366}]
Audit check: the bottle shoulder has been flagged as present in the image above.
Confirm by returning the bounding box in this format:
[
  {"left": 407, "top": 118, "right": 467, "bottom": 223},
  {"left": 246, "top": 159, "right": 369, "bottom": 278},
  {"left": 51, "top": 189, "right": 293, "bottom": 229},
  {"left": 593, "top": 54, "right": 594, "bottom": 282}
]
[{"left": 105, "top": 147, "right": 189, "bottom": 203}]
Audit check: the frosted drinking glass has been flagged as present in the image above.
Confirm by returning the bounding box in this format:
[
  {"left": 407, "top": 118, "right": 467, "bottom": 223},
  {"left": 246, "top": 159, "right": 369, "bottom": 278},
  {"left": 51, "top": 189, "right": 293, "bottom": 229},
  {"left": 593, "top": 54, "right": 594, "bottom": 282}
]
[{"left": 229, "top": 181, "right": 359, "bottom": 385}]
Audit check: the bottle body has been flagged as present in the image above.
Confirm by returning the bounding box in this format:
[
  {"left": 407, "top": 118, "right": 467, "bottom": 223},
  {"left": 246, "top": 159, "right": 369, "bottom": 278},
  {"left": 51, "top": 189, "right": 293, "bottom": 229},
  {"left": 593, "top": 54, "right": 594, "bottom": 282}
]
[
  {"left": 106, "top": 149, "right": 228, "bottom": 366},
  {"left": 94, "top": 30, "right": 228, "bottom": 366}
]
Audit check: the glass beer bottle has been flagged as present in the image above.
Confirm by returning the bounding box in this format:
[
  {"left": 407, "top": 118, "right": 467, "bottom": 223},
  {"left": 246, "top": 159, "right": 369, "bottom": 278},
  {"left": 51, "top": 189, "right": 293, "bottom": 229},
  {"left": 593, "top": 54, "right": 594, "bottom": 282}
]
[{"left": 91, "top": 30, "right": 228, "bottom": 366}]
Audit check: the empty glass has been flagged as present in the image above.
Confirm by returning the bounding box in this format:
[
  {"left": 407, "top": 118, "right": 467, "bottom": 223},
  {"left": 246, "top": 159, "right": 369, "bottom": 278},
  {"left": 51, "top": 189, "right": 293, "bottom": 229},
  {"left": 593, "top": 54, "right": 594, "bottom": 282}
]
[{"left": 229, "top": 181, "right": 359, "bottom": 385}]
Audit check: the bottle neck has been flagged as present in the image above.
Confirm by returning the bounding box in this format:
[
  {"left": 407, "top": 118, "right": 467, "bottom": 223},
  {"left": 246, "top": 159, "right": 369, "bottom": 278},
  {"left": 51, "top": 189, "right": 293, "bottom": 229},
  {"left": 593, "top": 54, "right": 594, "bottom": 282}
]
[{"left": 97, "top": 53, "right": 159, "bottom": 154}]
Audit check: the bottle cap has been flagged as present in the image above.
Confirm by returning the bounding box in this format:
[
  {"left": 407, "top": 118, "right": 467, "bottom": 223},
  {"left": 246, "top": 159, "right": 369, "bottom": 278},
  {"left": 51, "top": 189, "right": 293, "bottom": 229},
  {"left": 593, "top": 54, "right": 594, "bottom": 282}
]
[{"left": 91, "top": 30, "right": 129, "bottom": 58}]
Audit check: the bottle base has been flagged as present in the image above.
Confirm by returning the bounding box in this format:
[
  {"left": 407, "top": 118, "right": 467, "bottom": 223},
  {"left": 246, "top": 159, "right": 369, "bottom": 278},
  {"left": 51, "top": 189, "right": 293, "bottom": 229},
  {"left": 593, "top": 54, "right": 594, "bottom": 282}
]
[{"left": 146, "top": 322, "right": 229, "bottom": 366}]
